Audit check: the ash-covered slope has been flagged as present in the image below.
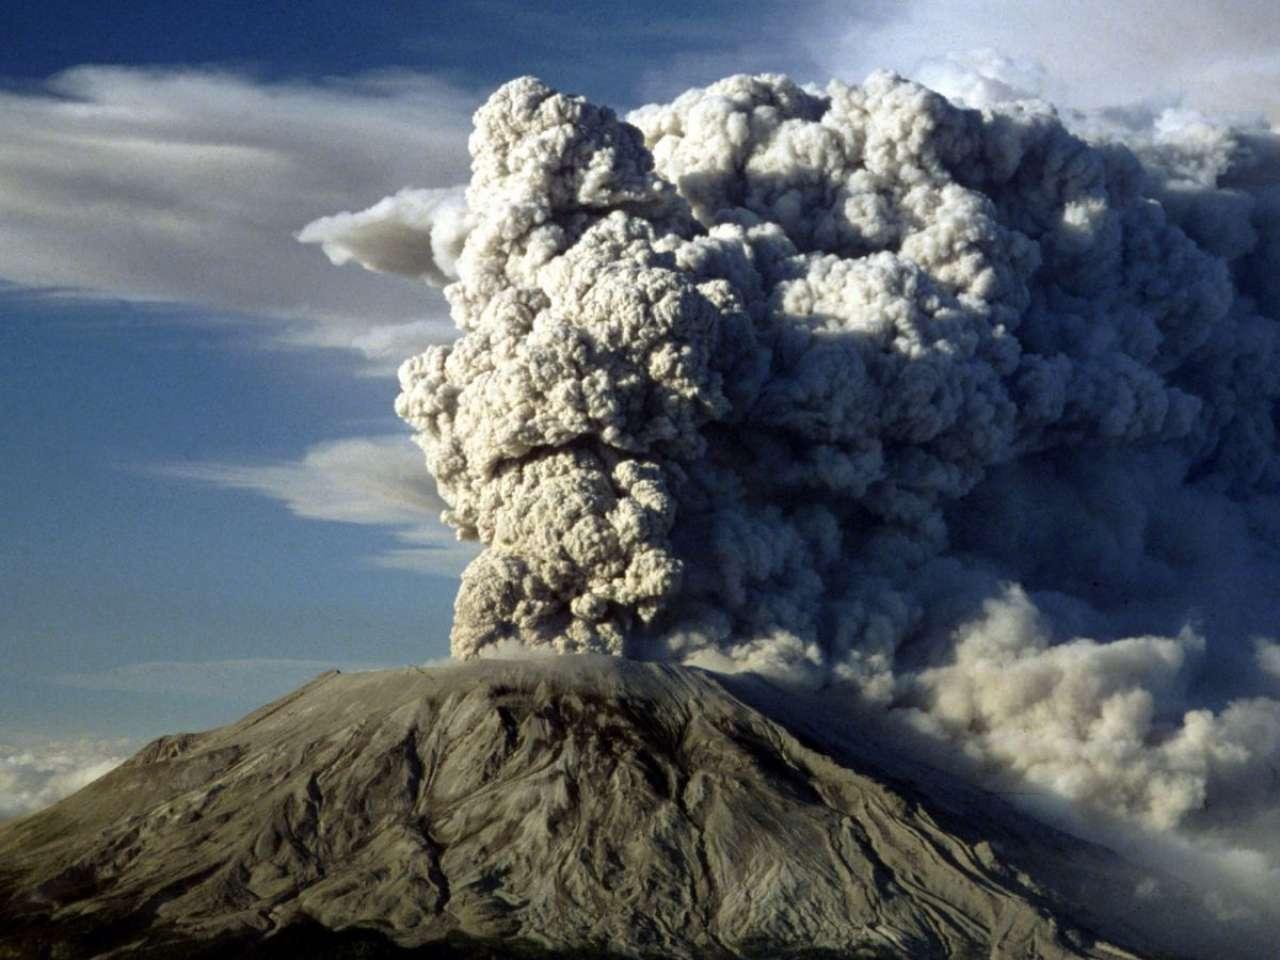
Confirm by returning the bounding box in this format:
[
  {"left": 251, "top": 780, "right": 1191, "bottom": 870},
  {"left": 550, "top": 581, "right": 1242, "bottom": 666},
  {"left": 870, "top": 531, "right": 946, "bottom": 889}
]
[{"left": 0, "top": 659, "right": 1183, "bottom": 959}]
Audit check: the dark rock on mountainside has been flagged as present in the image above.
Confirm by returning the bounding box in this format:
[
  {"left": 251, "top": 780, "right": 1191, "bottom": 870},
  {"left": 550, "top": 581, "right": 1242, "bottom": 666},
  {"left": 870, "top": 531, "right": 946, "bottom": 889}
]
[{"left": 0, "top": 658, "right": 1188, "bottom": 959}]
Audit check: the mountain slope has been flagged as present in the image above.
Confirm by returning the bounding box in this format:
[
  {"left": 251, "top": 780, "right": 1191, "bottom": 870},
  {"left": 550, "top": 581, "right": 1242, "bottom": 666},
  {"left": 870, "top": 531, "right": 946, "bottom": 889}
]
[{"left": 0, "top": 658, "right": 1180, "bottom": 959}]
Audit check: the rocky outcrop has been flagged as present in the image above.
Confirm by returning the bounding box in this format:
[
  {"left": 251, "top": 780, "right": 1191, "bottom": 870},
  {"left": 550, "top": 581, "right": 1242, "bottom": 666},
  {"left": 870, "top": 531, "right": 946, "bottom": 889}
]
[{"left": 0, "top": 658, "right": 1179, "bottom": 958}]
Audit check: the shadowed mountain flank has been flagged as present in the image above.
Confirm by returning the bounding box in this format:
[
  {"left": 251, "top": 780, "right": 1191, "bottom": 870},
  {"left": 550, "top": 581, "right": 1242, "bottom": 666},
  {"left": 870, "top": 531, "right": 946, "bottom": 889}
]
[{"left": 0, "top": 658, "right": 1199, "bottom": 959}]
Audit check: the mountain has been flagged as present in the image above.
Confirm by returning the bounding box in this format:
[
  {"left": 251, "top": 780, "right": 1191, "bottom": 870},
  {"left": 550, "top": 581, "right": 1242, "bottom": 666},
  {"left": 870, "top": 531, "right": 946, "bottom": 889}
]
[{"left": 0, "top": 657, "right": 1190, "bottom": 959}]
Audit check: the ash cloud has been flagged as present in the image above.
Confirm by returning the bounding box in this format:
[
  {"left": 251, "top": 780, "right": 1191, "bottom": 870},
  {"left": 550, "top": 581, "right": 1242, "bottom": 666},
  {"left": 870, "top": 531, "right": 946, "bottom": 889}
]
[{"left": 305, "top": 70, "right": 1280, "bottom": 947}]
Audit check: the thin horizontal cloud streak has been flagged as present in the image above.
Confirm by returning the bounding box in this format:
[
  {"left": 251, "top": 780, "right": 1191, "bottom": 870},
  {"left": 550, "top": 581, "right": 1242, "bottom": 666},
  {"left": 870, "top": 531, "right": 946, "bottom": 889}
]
[
  {"left": 55, "top": 658, "right": 395, "bottom": 698},
  {"left": 160, "top": 435, "right": 478, "bottom": 577},
  {"left": 0, "top": 66, "right": 477, "bottom": 363}
]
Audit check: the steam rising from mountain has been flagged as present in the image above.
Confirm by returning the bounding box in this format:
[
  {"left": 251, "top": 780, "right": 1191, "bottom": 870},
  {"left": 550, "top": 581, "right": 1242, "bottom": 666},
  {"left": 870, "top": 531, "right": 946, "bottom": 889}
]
[{"left": 302, "top": 70, "right": 1280, "bottom": 910}]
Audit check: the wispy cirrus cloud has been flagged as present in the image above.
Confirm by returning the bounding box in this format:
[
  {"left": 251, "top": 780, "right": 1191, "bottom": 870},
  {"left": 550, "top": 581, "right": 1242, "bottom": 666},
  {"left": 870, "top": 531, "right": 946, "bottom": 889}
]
[
  {"left": 158, "top": 435, "right": 478, "bottom": 577},
  {"left": 54, "top": 657, "right": 401, "bottom": 698},
  {"left": 0, "top": 66, "right": 477, "bottom": 365}
]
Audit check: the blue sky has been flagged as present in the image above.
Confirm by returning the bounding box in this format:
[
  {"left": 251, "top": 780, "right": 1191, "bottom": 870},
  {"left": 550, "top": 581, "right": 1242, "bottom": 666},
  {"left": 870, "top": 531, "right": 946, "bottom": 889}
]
[
  {"left": 3, "top": 0, "right": 1278, "bottom": 816},
  {"left": 4, "top": 0, "right": 832, "bottom": 102}
]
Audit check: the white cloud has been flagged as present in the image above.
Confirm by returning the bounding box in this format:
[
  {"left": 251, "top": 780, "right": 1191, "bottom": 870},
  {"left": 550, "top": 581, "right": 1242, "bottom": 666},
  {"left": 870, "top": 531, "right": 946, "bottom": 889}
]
[
  {"left": 0, "top": 66, "right": 477, "bottom": 364},
  {"left": 366, "top": 545, "right": 478, "bottom": 575},
  {"left": 160, "top": 435, "right": 479, "bottom": 577},
  {"left": 1258, "top": 639, "right": 1280, "bottom": 681},
  {"left": 813, "top": 0, "right": 1280, "bottom": 125},
  {"left": 0, "top": 736, "right": 131, "bottom": 821}
]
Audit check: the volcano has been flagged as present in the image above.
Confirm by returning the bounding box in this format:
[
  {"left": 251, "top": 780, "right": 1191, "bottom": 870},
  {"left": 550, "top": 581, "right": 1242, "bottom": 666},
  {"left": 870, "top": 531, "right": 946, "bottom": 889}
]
[{"left": 0, "top": 658, "right": 1204, "bottom": 959}]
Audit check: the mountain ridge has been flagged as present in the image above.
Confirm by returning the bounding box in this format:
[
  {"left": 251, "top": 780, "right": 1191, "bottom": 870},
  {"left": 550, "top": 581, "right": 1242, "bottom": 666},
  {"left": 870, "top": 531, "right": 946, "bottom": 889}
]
[{"left": 0, "top": 658, "right": 1190, "bottom": 959}]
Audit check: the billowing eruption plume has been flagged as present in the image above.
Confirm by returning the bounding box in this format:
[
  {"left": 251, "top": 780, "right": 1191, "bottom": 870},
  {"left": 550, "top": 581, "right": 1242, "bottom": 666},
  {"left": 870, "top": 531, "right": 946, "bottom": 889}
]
[{"left": 304, "top": 73, "right": 1280, "bottom": 862}]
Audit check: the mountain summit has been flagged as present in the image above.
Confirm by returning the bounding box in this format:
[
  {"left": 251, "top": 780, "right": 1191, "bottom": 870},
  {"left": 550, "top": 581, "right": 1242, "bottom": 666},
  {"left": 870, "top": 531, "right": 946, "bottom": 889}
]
[{"left": 0, "top": 658, "right": 1189, "bottom": 958}]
